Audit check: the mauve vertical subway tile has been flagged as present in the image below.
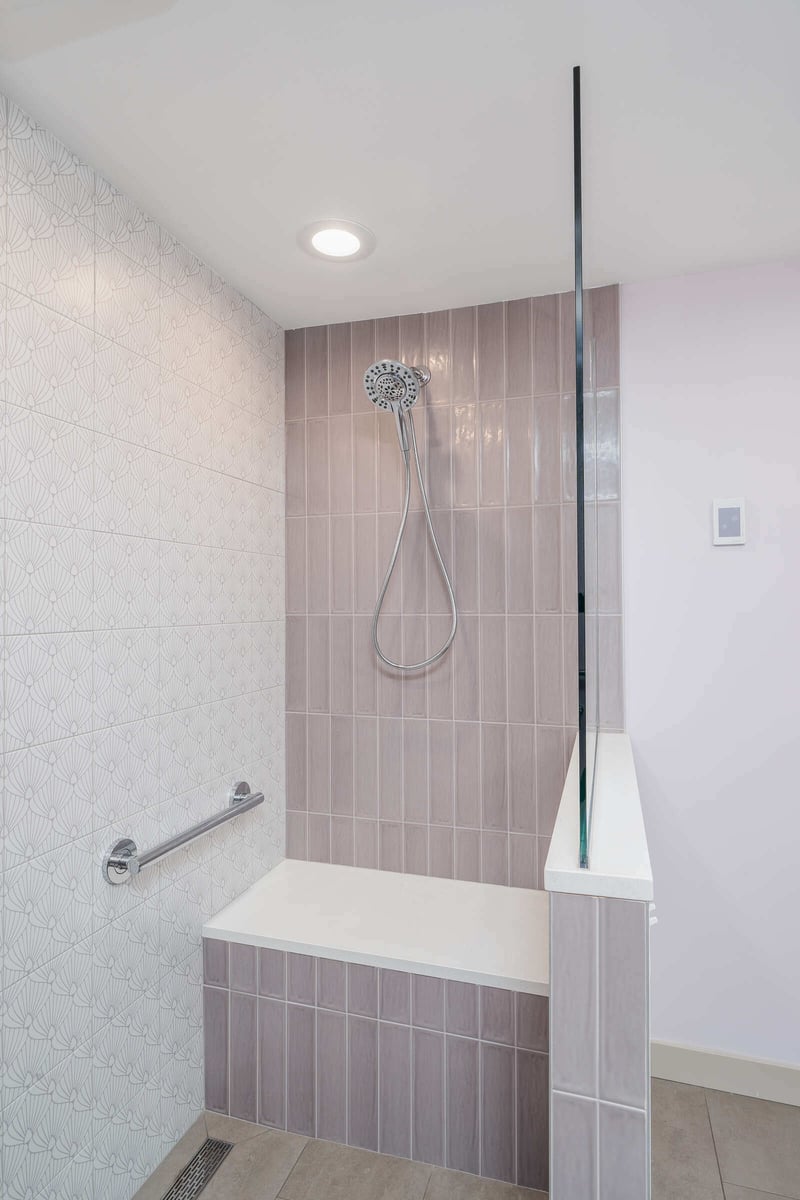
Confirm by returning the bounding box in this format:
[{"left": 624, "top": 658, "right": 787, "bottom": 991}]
[
  {"left": 481, "top": 831, "right": 509, "bottom": 886},
  {"left": 377, "top": 512, "right": 402, "bottom": 615},
  {"left": 401, "top": 511, "right": 427, "bottom": 611},
  {"left": 509, "top": 834, "right": 537, "bottom": 889},
  {"left": 203, "top": 986, "right": 229, "bottom": 1113},
  {"left": 306, "top": 615, "right": 329, "bottom": 712},
  {"left": 308, "top": 813, "right": 331, "bottom": 862},
  {"left": 306, "top": 418, "right": 329, "bottom": 515},
  {"left": 287, "top": 953, "right": 316, "bottom": 1005},
  {"left": 597, "top": 503, "right": 622, "bottom": 613},
  {"left": 533, "top": 394, "right": 561, "bottom": 505},
  {"left": 286, "top": 714, "right": 307, "bottom": 812},
  {"left": 599, "top": 898, "right": 649, "bottom": 1109},
  {"left": 378, "top": 402, "right": 404, "bottom": 512},
  {"left": 563, "top": 616, "right": 578, "bottom": 727},
  {"left": 426, "top": 405, "right": 453, "bottom": 510},
  {"left": 354, "top": 617, "right": 378, "bottom": 716},
  {"left": 285, "top": 810, "right": 307, "bottom": 859},
  {"left": 402, "top": 616, "right": 428, "bottom": 718},
  {"left": 598, "top": 1101, "right": 647, "bottom": 1200},
  {"left": 285, "top": 328, "right": 306, "bottom": 420},
  {"left": 455, "top": 827, "right": 481, "bottom": 883},
  {"left": 599, "top": 615, "right": 625, "bottom": 730},
  {"left": 305, "top": 325, "right": 328, "bottom": 418},
  {"left": 203, "top": 938, "right": 229, "bottom": 987},
  {"left": 562, "top": 503, "right": 578, "bottom": 612},
  {"left": 481, "top": 722, "right": 508, "bottom": 831},
  {"left": 404, "top": 823, "right": 429, "bottom": 876},
  {"left": 507, "top": 615, "right": 535, "bottom": 725},
  {"left": 452, "top": 404, "right": 478, "bottom": 508},
  {"left": 596, "top": 389, "right": 621, "bottom": 500},
  {"left": 258, "top": 997, "right": 286, "bottom": 1128},
  {"left": 353, "top": 513, "right": 376, "bottom": 610},
  {"left": 427, "top": 510, "right": 453, "bottom": 611},
  {"left": 534, "top": 504, "right": 562, "bottom": 612},
  {"left": 477, "top": 301, "right": 505, "bottom": 401},
  {"left": 378, "top": 717, "right": 403, "bottom": 820},
  {"left": 551, "top": 1092, "right": 597, "bottom": 1200},
  {"left": 285, "top": 420, "right": 305, "bottom": 517},
  {"left": 446, "top": 1035, "right": 479, "bottom": 1175},
  {"left": 379, "top": 1021, "right": 412, "bottom": 1158},
  {"left": 379, "top": 820, "right": 403, "bottom": 871},
  {"left": 561, "top": 392, "right": 577, "bottom": 503},
  {"left": 453, "top": 509, "right": 479, "bottom": 613},
  {"left": 425, "top": 308, "right": 451, "bottom": 405},
  {"left": 306, "top": 515, "right": 329, "bottom": 613},
  {"left": 480, "top": 1042, "right": 515, "bottom": 1183},
  {"left": 517, "top": 1050, "right": 549, "bottom": 1191},
  {"left": 451, "top": 306, "right": 476, "bottom": 404},
  {"left": 550, "top": 891, "right": 598, "bottom": 1097},
  {"left": 479, "top": 508, "right": 506, "bottom": 612},
  {"left": 354, "top": 716, "right": 378, "bottom": 817},
  {"left": 413, "top": 1028, "right": 445, "bottom": 1166},
  {"left": 429, "top": 825, "right": 454, "bottom": 879},
  {"left": 286, "top": 517, "right": 306, "bottom": 613},
  {"left": 307, "top": 712, "right": 331, "bottom": 813},
  {"left": 353, "top": 412, "right": 377, "bottom": 511},
  {"left": 317, "top": 1009, "right": 347, "bottom": 1143},
  {"left": 354, "top": 818, "right": 379, "bottom": 868},
  {"left": 506, "top": 506, "right": 534, "bottom": 614},
  {"left": 536, "top": 725, "right": 565, "bottom": 837},
  {"left": 348, "top": 963, "right": 378, "bottom": 1018},
  {"left": 318, "top": 958, "right": 347, "bottom": 1012},
  {"left": 349, "top": 1016, "right": 379, "bottom": 1151},
  {"left": 429, "top": 720, "right": 454, "bottom": 825},
  {"left": 229, "top": 991, "right": 257, "bottom": 1122},
  {"left": 480, "top": 987, "right": 515, "bottom": 1046},
  {"left": 330, "top": 615, "right": 354, "bottom": 715},
  {"left": 589, "top": 284, "right": 620, "bottom": 390},
  {"left": 505, "top": 297, "right": 532, "bottom": 399},
  {"left": 533, "top": 294, "right": 559, "bottom": 396},
  {"left": 351, "top": 319, "right": 376, "bottom": 413},
  {"left": 286, "top": 1003, "right": 316, "bottom": 1136},
  {"left": 286, "top": 615, "right": 307, "bottom": 712},
  {"left": 375, "top": 314, "right": 399, "bottom": 361},
  {"left": 403, "top": 718, "right": 428, "bottom": 824},
  {"left": 329, "top": 322, "right": 352, "bottom": 415},
  {"left": 330, "top": 516, "right": 353, "bottom": 615},
  {"left": 380, "top": 969, "right": 411, "bottom": 1024},
  {"left": 479, "top": 399, "right": 505, "bottom": 506},
  {"left": 259, "top": 949, "right": 286, "bottom": 999},
  {"left": 445, "top": 981, "right": 478, "bottom": 1038},
  {"left": 229, "top": 944, "right": 257, "bottom": 994},
  {"left": 331, "top": 715, "right": 354, "bottom": 816},
  {"left": 480, "top": 616, "right": 507, "bottom": 723},
  {"left": 330, "top": 814, "right": 355, "bottom": 863},
  {"left": 534, "top": 614, "right": 563, "bottom": 725},
  {"left": 559, "top": 291, "right": 577, "bottom": 394},
  {"left": 400, "top": 311, "right": 425, "bottom": 370},
  {"left": 329, "top": 415, "right": 354, "bottom": 514},
  {"left": 412, "top": 974, "right": 444, "bottom": 1031},
  {"left": 516, "top": 993, "right": 549, "bottom": 1051},
  {"left": 508, "top": 722, "right": 536, "bottom": 834},
  {"left": 427, "top": 616, "right": 454, "bottom": 720},
  {"left": 536, "top": 835, "right": 551, "bottom": 889},
  {"left": 454, "top": 721, "right": 481, "bottom": 828},
  {"left": 506, "top": 397, "right": 533, "bottom": 506}
]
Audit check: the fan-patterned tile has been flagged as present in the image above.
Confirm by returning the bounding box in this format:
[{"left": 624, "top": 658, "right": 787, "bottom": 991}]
[
  {"left": 5, "top": 297, "right": 94, "bottom": 423},
  {"left": 5, "top": 521, "right": 93, "bottom": 634}
]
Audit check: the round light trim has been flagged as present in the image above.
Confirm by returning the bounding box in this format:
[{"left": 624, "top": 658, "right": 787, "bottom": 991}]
[{"left": 299, "top": 219, "right": 376, "bottom": 262}]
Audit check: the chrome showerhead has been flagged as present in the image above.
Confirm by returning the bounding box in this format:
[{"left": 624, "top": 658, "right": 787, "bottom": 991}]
[{"left": 363, "top": 360, "right": 430, "bottom": 413}]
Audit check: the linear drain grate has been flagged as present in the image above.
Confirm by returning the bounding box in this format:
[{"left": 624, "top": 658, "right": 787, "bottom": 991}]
[{"left": 162, "top": 1137, "right": 234, "bottom": 1200}]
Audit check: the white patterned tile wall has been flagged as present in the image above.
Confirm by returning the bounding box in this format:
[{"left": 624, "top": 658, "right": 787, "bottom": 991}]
[{"left": 0, "top": 93, "right": 285, "bottom": 1200}]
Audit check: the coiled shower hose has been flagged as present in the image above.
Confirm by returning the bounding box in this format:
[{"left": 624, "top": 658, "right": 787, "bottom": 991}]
[{"left": 372, "top": 407, "right": 458, "bottom": 671}]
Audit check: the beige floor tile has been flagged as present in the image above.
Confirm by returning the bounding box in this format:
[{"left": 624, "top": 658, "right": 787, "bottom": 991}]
[
  {"left": 424, "top": 1165, "right": 547, "bottom": 1198},
  {"left": 201, "top": 1128, "right": 308, "bottom": 1200},
  {"left": 706, "top": 1090, "right": 800, "bottom": 1200},
  {"left": 651, "top": 1079, "right": 724, "bottom": 1200},
  {"left": 278, "top": 1137, "right": 432, "bottom": 1200},
  {"left": 131, "top": 1117, "right": 207, "bottom": 1200},
  {"left": 725, "top": 1187, "right": 797, "bottom": 1200},
  {"left": 205, "top": 1110, "right": 269, "bottom": 1145}
]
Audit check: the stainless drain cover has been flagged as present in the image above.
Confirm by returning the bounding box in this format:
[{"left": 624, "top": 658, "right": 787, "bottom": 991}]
[{"left": 162, "top": 1138, "right": 234, "bottom": 1200}]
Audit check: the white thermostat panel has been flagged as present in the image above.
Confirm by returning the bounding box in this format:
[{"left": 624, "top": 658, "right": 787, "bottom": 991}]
[{"left": 713, "top": 498, "right": 746, "bottom": 545}]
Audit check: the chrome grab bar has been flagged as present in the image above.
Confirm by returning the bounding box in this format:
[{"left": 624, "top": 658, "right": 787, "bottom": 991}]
[{"left": 102, "top": 781, "right": 264, "bottom": 885}]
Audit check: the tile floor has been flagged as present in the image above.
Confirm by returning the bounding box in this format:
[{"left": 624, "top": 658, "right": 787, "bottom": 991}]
[{"left": 133, "top": 1082, "right": 800, "bottom": 1200}]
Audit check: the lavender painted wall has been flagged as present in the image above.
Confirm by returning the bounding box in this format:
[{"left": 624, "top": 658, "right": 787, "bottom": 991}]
[{"left": 284, "top": 288, "right": 621, "bottom": 884}]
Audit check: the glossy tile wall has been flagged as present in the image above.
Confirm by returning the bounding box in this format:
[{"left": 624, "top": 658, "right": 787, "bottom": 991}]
[
  {"left": 0, "top": 95, "right": 285, "bottom": 1200},
  {"left": 284, "top": 288, "right": 621, "bottom": 884},
  {"left": 202, "top": 939, "right": 549, "bottom": 1190}
]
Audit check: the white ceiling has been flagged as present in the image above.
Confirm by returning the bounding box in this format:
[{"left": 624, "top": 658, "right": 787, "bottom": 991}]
[{"left": 2, "top": 0, "right": 799, "bottom": 329}]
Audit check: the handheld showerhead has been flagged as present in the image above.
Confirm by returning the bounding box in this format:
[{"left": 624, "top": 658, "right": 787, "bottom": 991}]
[{"left": 364, "top": 359, "right": 424, "bottom": 412}]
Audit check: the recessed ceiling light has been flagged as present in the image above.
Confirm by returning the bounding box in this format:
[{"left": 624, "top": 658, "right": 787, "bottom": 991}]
[{"left": 299, "top": 219, "right": 376, "bottom": 262}]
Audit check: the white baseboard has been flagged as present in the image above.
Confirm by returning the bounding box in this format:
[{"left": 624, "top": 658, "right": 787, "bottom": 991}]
[{"left": 652, "top": 1040, "right": 800, "bottom": 1108}]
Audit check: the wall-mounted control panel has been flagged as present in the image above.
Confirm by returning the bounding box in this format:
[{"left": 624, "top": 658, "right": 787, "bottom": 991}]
[{"left": 713, "top": 498, "right": 746, "bottom": 545}]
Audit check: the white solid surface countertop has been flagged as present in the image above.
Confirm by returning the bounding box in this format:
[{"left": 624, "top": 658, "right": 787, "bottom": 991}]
[
  {"left": 203, "top": 859, "right": 549, "bottom": 995},
  {"left": 544, "top": 731, "right": 654, "bottom": 902}
]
